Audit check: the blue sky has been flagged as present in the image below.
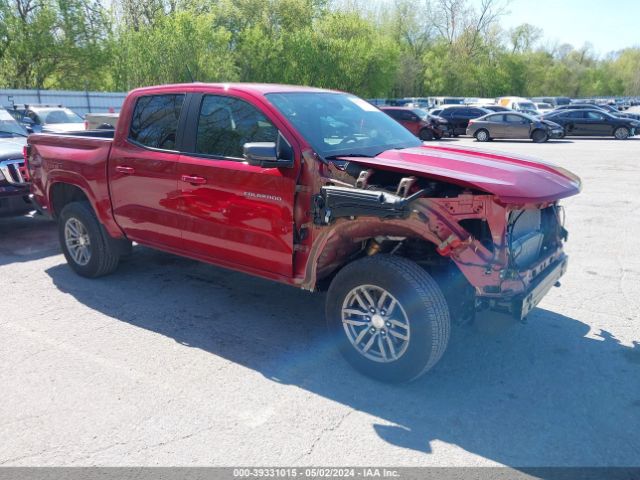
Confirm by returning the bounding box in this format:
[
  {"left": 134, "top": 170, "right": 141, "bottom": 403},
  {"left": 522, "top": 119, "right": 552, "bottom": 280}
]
[{"left": 497, "top": 0, "right": 640, "bottom": 55}]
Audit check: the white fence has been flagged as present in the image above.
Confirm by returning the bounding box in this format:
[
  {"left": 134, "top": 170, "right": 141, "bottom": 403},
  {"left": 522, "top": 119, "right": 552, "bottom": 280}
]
[{"left": 0, "top": 89, "right": 127, "bottom": 115}]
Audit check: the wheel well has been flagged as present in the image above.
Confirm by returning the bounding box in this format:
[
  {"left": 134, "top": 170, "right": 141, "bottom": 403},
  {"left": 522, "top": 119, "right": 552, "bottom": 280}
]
[
  {"left": 50, "top": 183, "right": 89, "bottom": 218},
  {"left": 316, "top": 236, "right": 475, "bottom": 324}
]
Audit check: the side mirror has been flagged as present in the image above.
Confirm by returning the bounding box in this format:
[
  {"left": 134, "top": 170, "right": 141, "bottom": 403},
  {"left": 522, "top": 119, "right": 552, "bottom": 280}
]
[{"left": 243, "top": 132, "right": 294, "bottom": 168}]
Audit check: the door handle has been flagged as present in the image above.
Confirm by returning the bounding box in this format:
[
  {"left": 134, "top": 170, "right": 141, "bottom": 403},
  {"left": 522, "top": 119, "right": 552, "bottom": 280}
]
[
  {"left": 115, "top": 165, "right": 135, "bottom": 174},
  {"left": 181, "top": 174, "right": 207, "bottom": 185}
]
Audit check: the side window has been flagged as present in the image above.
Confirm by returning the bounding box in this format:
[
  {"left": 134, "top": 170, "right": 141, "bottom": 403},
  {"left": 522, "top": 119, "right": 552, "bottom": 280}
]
[
  {"left": 196, "top": 95, "right": 278, "bottom": 159},
  {"left": 400, "top": 111, "right": 415, "bottom": 121},
  {"left": 566, "top": 111, "right": 585, "bottom": 119},
  {"left": 586, "top": 111, "right": 604, "bottom": 120},
  {"left": 385, "top": 110, "right": 401, "bottom": 120},
  {"left": 129, "top": 94, "right": 185, "bottom": 150},
  {"left": 505, "top": 114, "right": 524, "bottom": 123}
]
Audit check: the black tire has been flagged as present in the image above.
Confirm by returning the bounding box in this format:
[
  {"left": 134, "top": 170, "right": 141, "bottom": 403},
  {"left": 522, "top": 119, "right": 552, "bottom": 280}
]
[
  {"left": 419, "top": 128, "right": 435, "bottom": 141},
  {"left": 532, "top": 129, "right": 548, "bottom": 143},
  {"left": 58, "top": 201, "right": 121, "bottom": 278},
  {"left": 614, "top": 127, "right": 629, "bottom": 140},
  {"left": 474, "top": 129, "right": 490, "bottom": 142},
  {"left": 326, "top": 255, "right": 450, "bottom": 383}
]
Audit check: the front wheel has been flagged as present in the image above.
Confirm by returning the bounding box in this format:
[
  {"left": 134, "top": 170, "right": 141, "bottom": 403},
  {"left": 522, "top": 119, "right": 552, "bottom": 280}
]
[
  {"left": 531, "top": 129, "right": 549, "bottom": 143},
  {"left": 58, "top": 201, "right": 121, "bottom": 278},
  {"left": 614, "top": 127, "right": 630, "bottom": 140},
  {"left": 326, "top": 255, "right": 450, "bottom": 383},
  {"left": 419, "top": 128, "right": 435, "bottom": 141}
]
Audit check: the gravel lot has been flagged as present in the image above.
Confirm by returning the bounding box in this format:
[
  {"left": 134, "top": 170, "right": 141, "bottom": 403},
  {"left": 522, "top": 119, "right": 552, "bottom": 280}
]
[{"left": 1, "top": 135, "right": 639, "bottom": 467}]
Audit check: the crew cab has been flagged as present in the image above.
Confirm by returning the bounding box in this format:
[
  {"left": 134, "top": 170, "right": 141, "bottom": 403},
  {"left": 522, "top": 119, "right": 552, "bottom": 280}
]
[
  {"left": 27, "top": 83, "right": 581, "bottom": 382},
  {"left": 0, "top": 107, "right": 31, "bottom": 216}
]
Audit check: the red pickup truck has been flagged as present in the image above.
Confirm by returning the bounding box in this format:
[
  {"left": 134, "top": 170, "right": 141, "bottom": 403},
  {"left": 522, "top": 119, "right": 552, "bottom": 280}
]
[{"left": 27, "top": 83, "right": 581, "bottom": 382}]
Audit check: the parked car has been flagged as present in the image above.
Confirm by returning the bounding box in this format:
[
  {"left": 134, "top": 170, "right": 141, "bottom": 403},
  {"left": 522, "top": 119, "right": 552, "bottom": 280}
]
[
  {"left": 438, "top": 106, "right": 492, "bottom": 136},
  {"left": 554, "top": 103, "right": 640, "bottom": 122},
  {"left": 84, "top": 112, "right": 119, "bottom": 130},
  {"left": 380, "top": 107, "right": 448, "bottom": 140},
  {"left": 27, "top": 83, "right": 581, "bottom": 383},
  {"left": 542, "top": 109, "right": 639, "bottom": 139},
  {"left": 497, "top": 97, "right": 540, "bottom": 115},
  {"left": 467, "top": 112, "right": 565, "bottom": 143},
  {"left": 531, "top": 97, "right": 571, "bottom": 107},
  {"left": 534, "top": 102, "right": 554, "bottom": 114},
  {"left": 9, "top": 104, "right": 85, "bottom": 133},
  {"left": 0, "top": 107, "right": 31, "bottom": 216}
]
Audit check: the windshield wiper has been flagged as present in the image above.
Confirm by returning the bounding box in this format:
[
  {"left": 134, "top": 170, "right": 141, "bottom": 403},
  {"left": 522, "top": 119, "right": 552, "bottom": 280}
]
[
  {"left": 324, "top": 153, "right": 375, "bottom": 160},
  {"left": 0, "top": 130, "right": 27, "bottom": 137}
]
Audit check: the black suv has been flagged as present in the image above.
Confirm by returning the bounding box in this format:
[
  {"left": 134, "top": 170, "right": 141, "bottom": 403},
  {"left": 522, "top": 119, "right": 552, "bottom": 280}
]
[
  {"left": 438, "top": 106, "right": 492, "bottom": 136},
  {"left": 0, "top": 107, "right": 31, "bottom": 216}
]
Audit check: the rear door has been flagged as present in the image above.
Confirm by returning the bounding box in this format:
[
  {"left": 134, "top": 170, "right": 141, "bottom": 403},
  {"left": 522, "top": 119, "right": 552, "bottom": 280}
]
[
  {"left": 484, "top": 114, "right": 505, "bottom": 137},
  {"left": 176, "top": 93, "right": 297, "bottom": 277},
  {"left": 109, "top": 93, "right": 186, "bottom": 250},
  {"left": 563, "top": 111, "right": 586, "bottom": 135}
]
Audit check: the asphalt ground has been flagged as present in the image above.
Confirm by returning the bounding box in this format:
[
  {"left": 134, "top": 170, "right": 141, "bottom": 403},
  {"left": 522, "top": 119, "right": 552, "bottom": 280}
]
[{"left": 1, "top": 132, "right": 639, "bottom": 467}]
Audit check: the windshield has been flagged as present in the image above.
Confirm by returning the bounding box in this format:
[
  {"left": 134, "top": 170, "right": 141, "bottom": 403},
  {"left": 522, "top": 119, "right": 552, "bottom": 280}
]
[
  {"left": 0, "top": 108, "right": 28, "bottom": 136},
  {"left": 266, "top": 92, "right": 421, "bottom": 158},
  {"left": 35, "top": 108, "right": 84, "bottom": 125},
  {"left": 411, "top": 108, "right": 429, "bottom": 120},
  {"left": 516, "top": 102, "right": 536, "bottom": 110}
]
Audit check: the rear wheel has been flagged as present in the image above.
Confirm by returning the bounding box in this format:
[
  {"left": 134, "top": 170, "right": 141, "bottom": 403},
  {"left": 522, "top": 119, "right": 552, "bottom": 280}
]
[
  {"left": 614, "top": 127, "right": 630, "bottom": 140},
  {"left": 58, "top": 201, "right": 122, "bottom": 278},
  {"left": 475, "top": 129, "right": 490, "bottom": 142},
  {"left": 326, "top": 255, "right": 450, "bottom": 383},
  {"left": 419, "top": 128, "right": 435, "bottom": 141},
  {"left": 532, "top": 129, "right": 549, "bottom": 143}
]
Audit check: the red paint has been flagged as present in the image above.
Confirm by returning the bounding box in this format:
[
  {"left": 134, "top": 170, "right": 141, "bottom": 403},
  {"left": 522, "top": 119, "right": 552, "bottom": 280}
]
[
  {"left": 27, "top": 83, "right": 580, "bottom": 299},
  {"left": 345, "top": 145, "right": 581, "bottom": 205}
]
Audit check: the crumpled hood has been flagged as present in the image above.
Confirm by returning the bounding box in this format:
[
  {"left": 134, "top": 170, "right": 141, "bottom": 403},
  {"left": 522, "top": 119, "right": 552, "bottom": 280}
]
[
  {"left": 343, "top": 145, "right": 581, "bottom": 205},
  {"left": 541, "top": 119, "right": 562, "bottom": 129}
]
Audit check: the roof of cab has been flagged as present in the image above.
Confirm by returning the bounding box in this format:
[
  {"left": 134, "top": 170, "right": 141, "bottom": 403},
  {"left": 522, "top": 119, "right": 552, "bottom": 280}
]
[{"left": 129, "top": 82, "right": 337, "bottom": 97}]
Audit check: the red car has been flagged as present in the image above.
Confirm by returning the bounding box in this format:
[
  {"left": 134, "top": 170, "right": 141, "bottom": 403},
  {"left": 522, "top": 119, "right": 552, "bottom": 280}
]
[
  {"left": 27, "top": 83, "right": 580, "bottom": 382},
  {"left": 380, "top": 106, "right": 448, "bottom": 140}
]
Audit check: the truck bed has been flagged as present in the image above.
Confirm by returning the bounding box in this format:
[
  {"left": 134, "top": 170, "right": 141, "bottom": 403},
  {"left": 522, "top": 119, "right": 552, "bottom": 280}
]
[{"left": 27, "top": 130, "right": 116, "bottom": 233}]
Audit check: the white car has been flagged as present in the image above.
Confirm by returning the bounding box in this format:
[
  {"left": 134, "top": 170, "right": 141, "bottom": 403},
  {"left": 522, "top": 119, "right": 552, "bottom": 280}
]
[{"left": 535, "top": 102, "right": 554, "bottom": 115}]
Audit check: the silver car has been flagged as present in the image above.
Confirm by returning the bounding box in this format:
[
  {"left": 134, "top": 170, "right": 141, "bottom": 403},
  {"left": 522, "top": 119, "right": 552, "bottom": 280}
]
[{"left": 466, "top": 112, "right": 565, "bottom": 143}]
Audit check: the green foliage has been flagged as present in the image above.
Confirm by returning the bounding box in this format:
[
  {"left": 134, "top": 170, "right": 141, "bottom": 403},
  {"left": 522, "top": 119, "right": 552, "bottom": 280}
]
[
  {"left": 111, "top": 10, "right": 238, "bottom": 90},
  {"left": 0, "top": 0, "right": 638, "bottom": 97}
]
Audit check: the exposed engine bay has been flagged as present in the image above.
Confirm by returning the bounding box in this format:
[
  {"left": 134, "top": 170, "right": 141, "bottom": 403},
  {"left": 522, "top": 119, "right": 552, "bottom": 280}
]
[{"left": 309, "top": 159, "right": 568, "bottom": 322}]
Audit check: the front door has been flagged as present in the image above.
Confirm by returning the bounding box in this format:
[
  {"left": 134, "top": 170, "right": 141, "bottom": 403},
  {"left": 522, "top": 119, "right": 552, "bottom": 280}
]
[
  {"left": 503, "top": 114, "right": 528, "bottom": 138},
  {"left": 109, "top": 93, "right": 186, "bottom": 250},
  {"left": 584, "top": 111, "right": 611, "bottom": 135},
  {"left": 177, "top": 93, "right": 297, "bottom": 277}
]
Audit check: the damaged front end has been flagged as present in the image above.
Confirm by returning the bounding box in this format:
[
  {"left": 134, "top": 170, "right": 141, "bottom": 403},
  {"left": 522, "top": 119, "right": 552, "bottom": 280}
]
[{"left": 305, "top": 155, "right": 576, "bottom": 322}]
